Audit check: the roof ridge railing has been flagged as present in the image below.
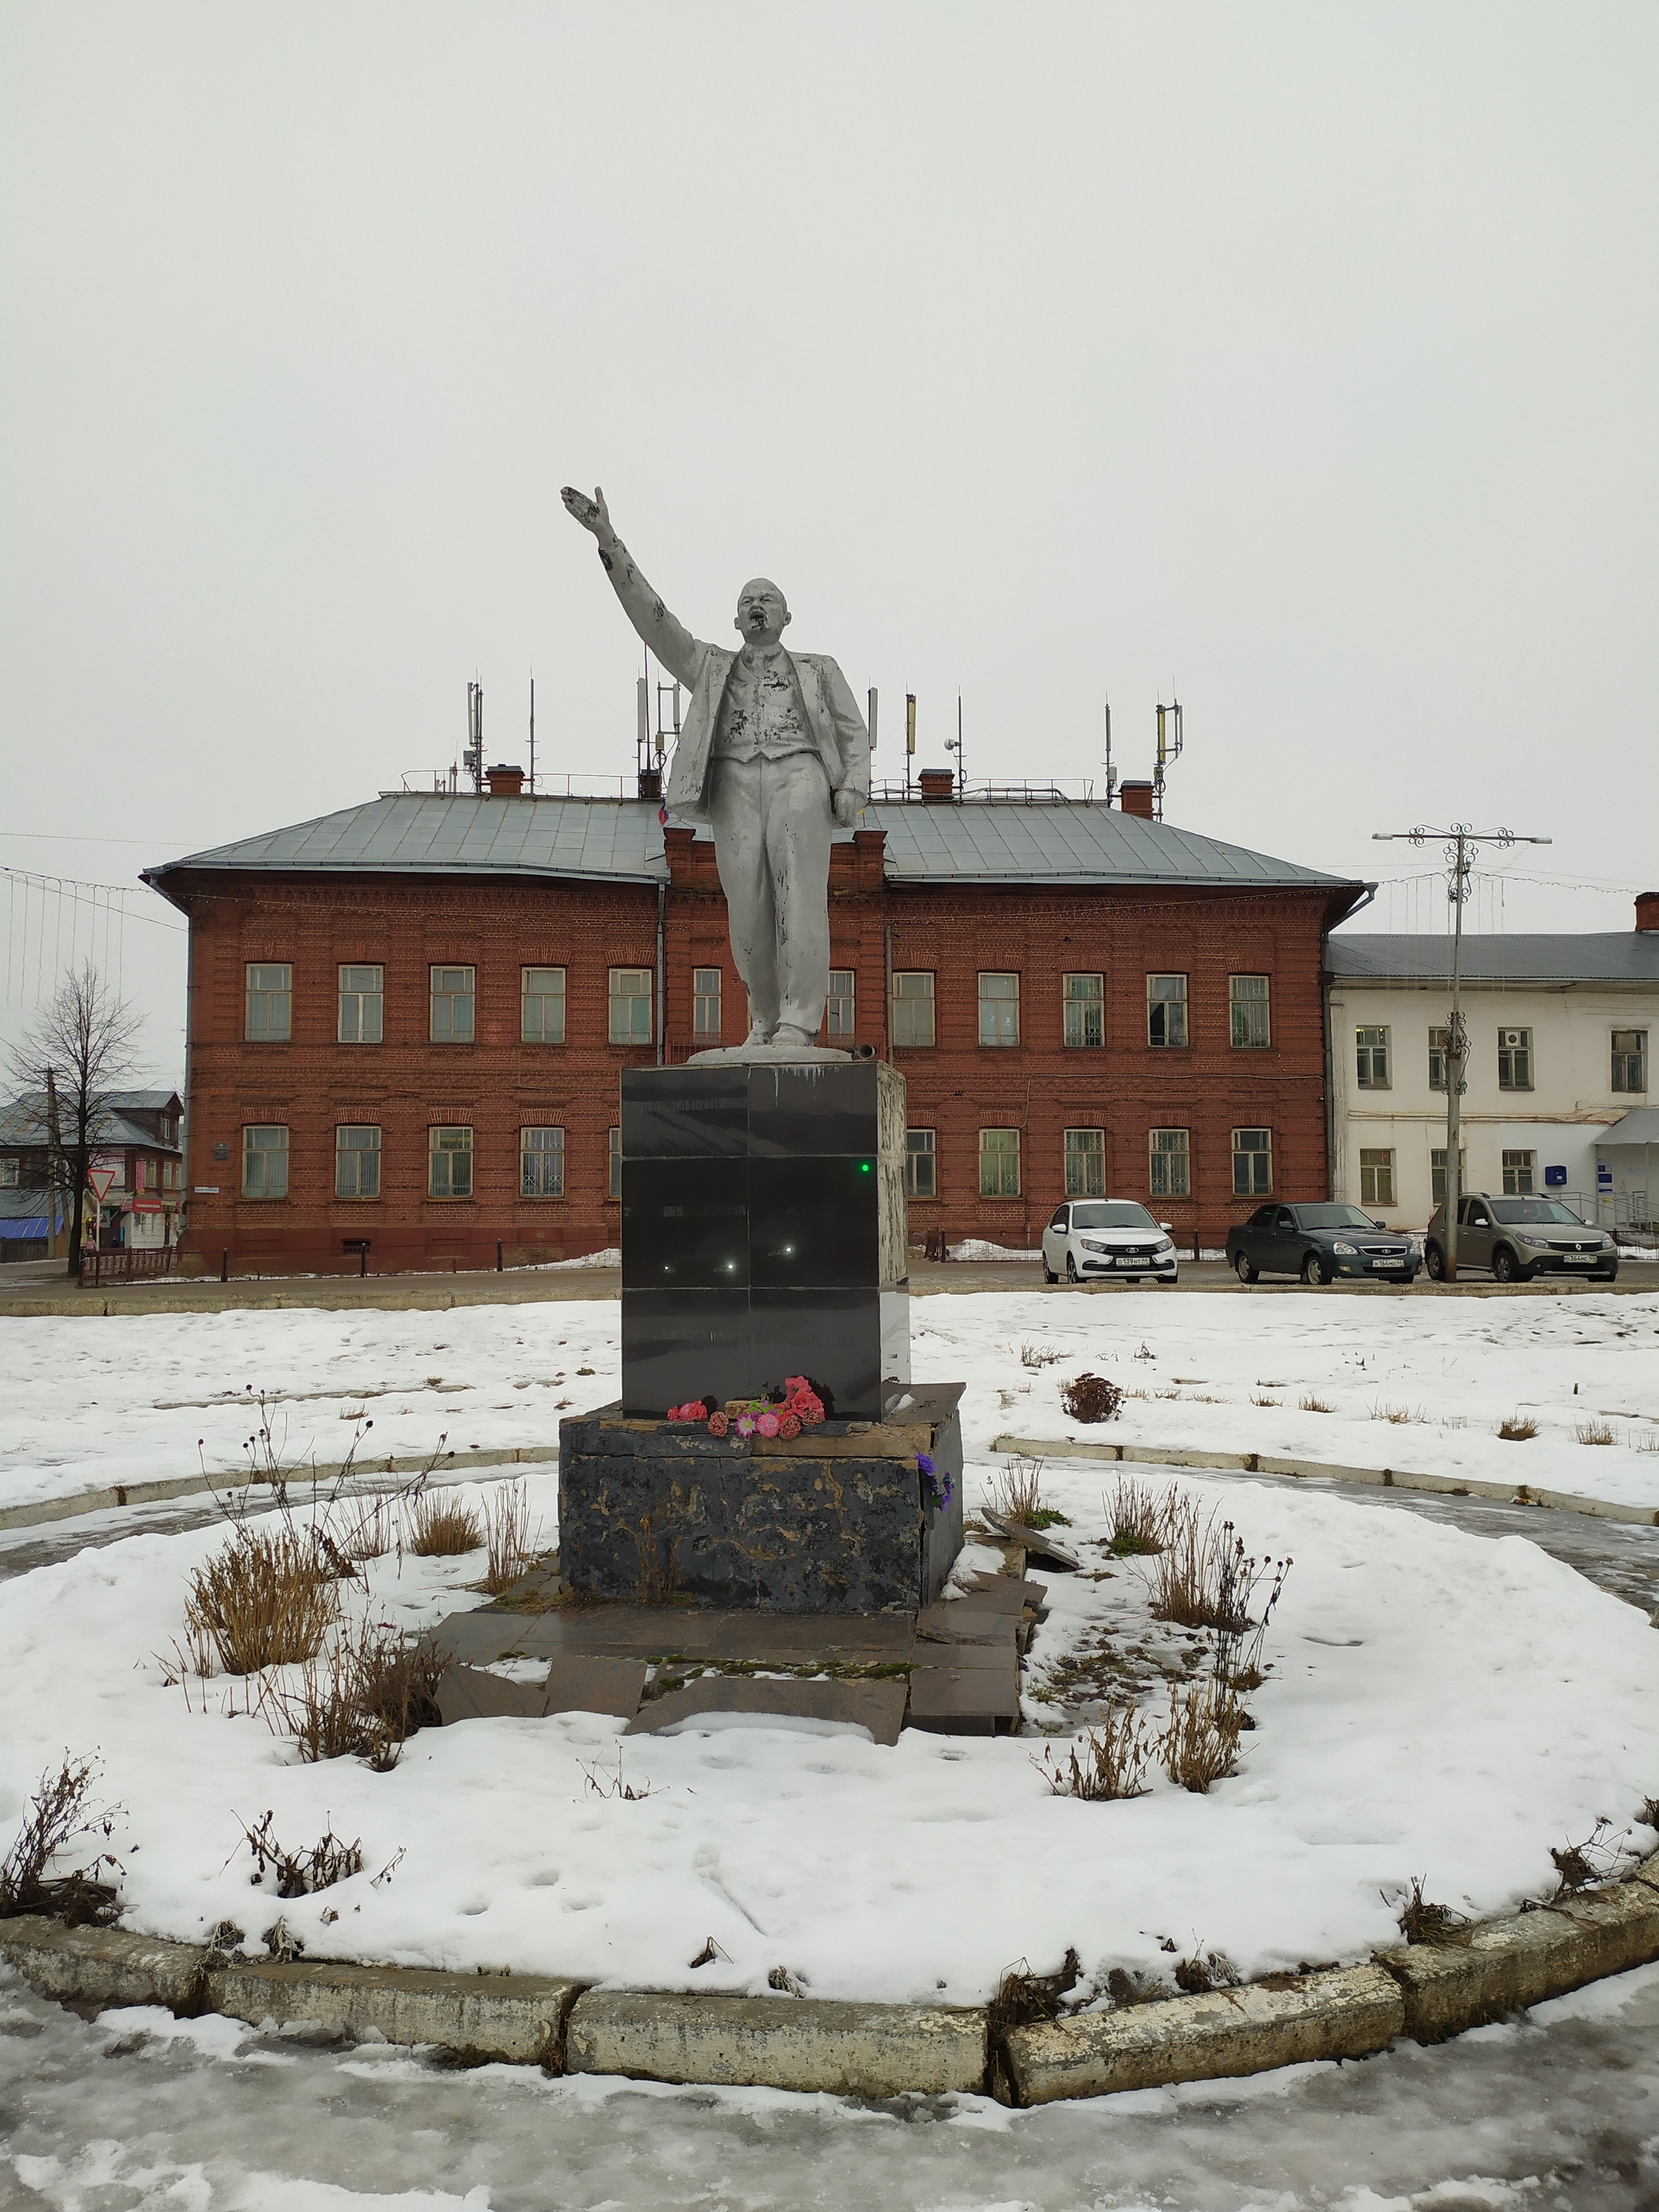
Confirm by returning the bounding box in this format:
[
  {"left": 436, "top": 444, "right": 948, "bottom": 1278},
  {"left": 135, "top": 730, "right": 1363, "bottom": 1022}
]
[{"left": 869, "top": 779, "right": 1099, "bottom": 805}]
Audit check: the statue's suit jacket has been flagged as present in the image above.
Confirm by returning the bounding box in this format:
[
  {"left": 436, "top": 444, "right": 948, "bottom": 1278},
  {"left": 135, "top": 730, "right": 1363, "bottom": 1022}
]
[{"left": 663, "top": 642, "right": 872, "bottom": 826}]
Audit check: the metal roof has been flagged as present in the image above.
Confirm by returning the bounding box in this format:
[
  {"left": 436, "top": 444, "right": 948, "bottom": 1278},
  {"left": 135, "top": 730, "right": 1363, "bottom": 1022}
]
[
  {"left": 1601, "top": 1108, "right": 1659, "bottom": 1147},
  {"left": 0, "top": 1095, "right": 182, "bottom": 1151},
  {"left": 145, "top": 794, "right": 1363, "bottom": 900},
  {"left": 1327, "top": 933, "right": 1659, "bottom": 985}
]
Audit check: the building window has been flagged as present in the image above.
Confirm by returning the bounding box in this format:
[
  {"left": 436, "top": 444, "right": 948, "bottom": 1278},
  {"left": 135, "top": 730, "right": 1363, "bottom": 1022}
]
[
  {"left": 430, "top": 966, "right": 476, "bottom": 1044},
  {"left": 1230, "top": 975, "right": 1271, "bottom": 1048},
  {"left": 1355, "top": 1026, "right": 1391, "bottom": 1088},
  {"left": 1431, "top": 1147, "right": 1466, "bottom": 1205},
  {"left": 1149, "top": 1127, "right": 1189, "bottom": 1198},
  {"left": 890, "top": 971, "right": 936, "bottom": 1048},
  {"left": 0, "top": 1158, "right": 16, "bottom": 1189},
  {"left": 693, "top": 967, "right": 722, "bottom": 1040},
  {"left": 1428, "top": 1027, "right": 1450, "bottom": 1091},
  {"left": 609, "top": 967, "right": 652, "bottom": 1046},
  {"left": 522, "top": 967, "right": 566, "bottom": 1044},
  {"left": 906, "top": 1128, "right": 936, "bottom": 1198},
  {"left": 335, "top": 1125, "right": 381, "bottom": 1199},
  {"left": 1064, "top": 1127, "right": 1105, "bottom": 1198},
  {"left": 1502, "top": 1149, "right": 1536, "bottom": 1196},
  {"left": 245, "top": 963, "right": 292, "bottom": 1042},
  {"left": 826, "top": 968, "right": 855, "bottom": 1037},
  {"left": 1358, "top": 1147, "right": 1396, "bottom": 1206},
  {"left": 521, "top": 1126, "right": 565, "bottom": 1198},
  {"left": 428, "top": 1125, "right": 472, "bottom": 1199},
  {"left": 242, "top": 1125, "right": 288, "bottom": 1199},
  {"left": 1612, "top": 1030, "right": 1647, "bottom": 1093},
  {"left": 1497, "top": 1027, "right": 1532, "bottom": 1091},
  {"left": 608, "top": 1125, "right": 622, "bottom": 1199},
  {"left": 979, "top": 972, "right": 1020, "bottom": 1048},
  {"left": 1232, "top": 1128, "right": 1273, "bottom": 1197},
  {"left": 979, "top": 1127, "right": 1021, "bottom": 1198},
  {"left": 1147, "top": 975, "right": 1188, "bottom": 1048},
  {"left": 338, "top": 965, "right": 383, "bottom": 1044},
  {"left": 1063, "top": 973, "right": 1103, "bottom": 1048}
]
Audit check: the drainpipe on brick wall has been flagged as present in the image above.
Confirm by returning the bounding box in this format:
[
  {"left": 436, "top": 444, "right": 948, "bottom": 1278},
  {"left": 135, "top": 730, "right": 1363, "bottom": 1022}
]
[
  {"left": 655, "top": 881, "right": 666, "bottom": 1066},
  {"left": 1324, "top": 887, "right": 1375, "bottom": 1201},
  {"left": 883, "top": 922, "right": 893, "bottom": 1059}
]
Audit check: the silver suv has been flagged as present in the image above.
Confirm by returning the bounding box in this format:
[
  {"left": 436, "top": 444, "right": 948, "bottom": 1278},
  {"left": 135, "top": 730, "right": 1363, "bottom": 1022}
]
[{"left": 1423, "top": 1194, "right": 1618, "bottom": 1283}]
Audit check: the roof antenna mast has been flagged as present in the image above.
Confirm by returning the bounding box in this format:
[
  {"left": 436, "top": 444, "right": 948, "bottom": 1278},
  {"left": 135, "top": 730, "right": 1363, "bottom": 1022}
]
[
  {"left": 1102, "top": 697, "right": 1118, "bottom": 806},
  {"left": 1153, "top": 698, "right": 1183, "bottom": 821},
  {"left": 528, "top": 671, "right": 535, "bottom": 795},
  {"left": 464, "top": 681, "right": 484, "bottom": 793}
]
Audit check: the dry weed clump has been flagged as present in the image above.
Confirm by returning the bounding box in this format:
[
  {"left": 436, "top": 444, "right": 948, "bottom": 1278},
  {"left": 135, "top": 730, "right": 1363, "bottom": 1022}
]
[
  {"left": 987, "top": 1949, "right": 1082, "bottom": 2052},
  {"left": 407, "top": 1488, "right": 484, "bottom": 1556},
  {"left": 1105, "top": 1475, "right": 1167, "bottom": 1557},
  {"left": 261, "top": 1617, "right": 449, "bottom": 1771},
  {"left": 1162, "top": 1680, "right": 1246, "bottom": 1793},
  {"left": 1370, "top": 1403, "right": 1422, "bottom": 1426},
  {"left": 1396, "top": 1877, "right": 1469, "bottom": 1945},
  {"left": 1497, "top": 1413, "right": 1540, "bottom": 1443},
  {"left": 1060, "top": 1373, "right": 1125, "bottom": 1425},
  {"left": 1020, "top": 1341, "right": 1065, "bottom": 1371},
  {"left": 991, "top": 1456, "right": 1047, "bottom": 1527},
  {"left": 1576, "top": 1419, "right": 1616, "bottom": 1447},
  {"left": 1173, "top": 1946, "right": 1241, "bottom": 1994},
  {"left": 1250, "top": 1393, "right": 1281, "bottom": 1407},
  {"left": 336, "top": 1491, "right": 399, "bottom": 1562},
  {"left": 1298, "top": 1393, "right": 1336, "bottom": 1415},
  {"left": 0, "top": 1754, "right": 124, "bottom": 1925},
  {"left": 238, "top": 1808, "right": 364, "bottom": 1897},
  {"left": 478, "top": 1480, "right": 539, "bottom": 1595},
  {"left": 186, "top": 1524, "right": 341, "bottom": 1675},
  {"left": 1034, "top": 1703, "right": 1154, "bottom": 1802}
]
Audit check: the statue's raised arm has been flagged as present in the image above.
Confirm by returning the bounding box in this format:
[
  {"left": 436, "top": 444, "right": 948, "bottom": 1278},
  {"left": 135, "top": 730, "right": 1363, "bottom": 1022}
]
[{"left": 560, "top": 486, "right": 702, "bottom": 690}]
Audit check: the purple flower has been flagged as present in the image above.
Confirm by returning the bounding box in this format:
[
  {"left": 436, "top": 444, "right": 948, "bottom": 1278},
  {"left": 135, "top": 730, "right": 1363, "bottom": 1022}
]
[{"left": 916, "top": 1453, "right": 936, "bottom": 1478}]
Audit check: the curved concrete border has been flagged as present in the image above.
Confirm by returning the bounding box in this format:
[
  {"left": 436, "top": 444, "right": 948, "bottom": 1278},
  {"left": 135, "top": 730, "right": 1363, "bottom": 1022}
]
[
  {"left": 990, "top": 1432, "right": 1659, "bottom": 1528},
  {"left": 6, "top": 1852, "right": 1659, "bottom": 2103}
]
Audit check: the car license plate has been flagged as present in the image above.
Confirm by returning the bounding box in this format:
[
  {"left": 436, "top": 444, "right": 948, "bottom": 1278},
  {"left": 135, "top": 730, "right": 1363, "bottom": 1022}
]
[
  {"left": 1370, "top": 1259, "right": 1405, "bottom": 1270},
  {"left": 1563, "top": 1253, "right": 1594, "bottom": 1264}
]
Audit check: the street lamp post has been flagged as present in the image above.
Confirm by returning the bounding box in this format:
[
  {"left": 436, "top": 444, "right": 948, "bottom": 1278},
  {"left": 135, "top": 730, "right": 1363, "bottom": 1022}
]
[{"left": 1371, "top": 825, "right": 1550, "bottom": 1281}]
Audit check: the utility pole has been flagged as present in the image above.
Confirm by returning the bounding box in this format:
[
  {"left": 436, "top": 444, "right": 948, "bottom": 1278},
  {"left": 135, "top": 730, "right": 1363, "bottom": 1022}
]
[{"left": 1371, "top": 823, "right": 1550, "bottom": 1279}]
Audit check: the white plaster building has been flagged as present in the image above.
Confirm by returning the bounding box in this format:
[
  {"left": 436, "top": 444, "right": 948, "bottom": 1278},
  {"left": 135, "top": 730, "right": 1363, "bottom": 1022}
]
[{"left": 1325, "top": 899, "right": 1659, "bottom": 1232}]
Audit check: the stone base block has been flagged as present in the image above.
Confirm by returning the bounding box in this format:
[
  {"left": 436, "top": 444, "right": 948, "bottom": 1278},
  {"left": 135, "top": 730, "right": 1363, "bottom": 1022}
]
[{"left": 565, "top": 1988, "right": 987, "bottom": 2094}]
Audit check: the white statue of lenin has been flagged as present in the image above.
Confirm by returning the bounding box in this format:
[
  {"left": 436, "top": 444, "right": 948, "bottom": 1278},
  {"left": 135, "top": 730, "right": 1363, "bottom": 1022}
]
[{"left": 563, "top": 486, "right": 872, "bottom": 1050}]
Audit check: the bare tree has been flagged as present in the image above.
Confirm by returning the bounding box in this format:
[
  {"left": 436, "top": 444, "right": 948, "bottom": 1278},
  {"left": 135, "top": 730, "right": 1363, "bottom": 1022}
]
[{"left": 5, "top": 963, "right": 146, "bottom": 1279}]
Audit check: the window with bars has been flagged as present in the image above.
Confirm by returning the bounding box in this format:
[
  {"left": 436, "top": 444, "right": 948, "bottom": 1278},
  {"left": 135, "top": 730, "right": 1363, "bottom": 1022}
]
[
  {"left": 428, "top": 1125, "right": 472, "bottom": 1199},
  {"left": 1230, "top": 975, "right": 1271, "bottom": 1048},
  {"left": 1502, "top": 1149, "right": 1536, "bottom": 1196},
  {"left": 521, "top": 967, "right": 566, "bottom": 1044},
  {"left": 1064, "top": 1127, "right": 1105, "bottom": 1198},
  {"left": 1149, "top": 1127, "right": 1189, "bottom": 1198},
  {"left": 1428, "top": 1027, "right": 1450, "bottom": 1091},
  {"left": 1147, "top": 975, "right": 1188, "bottom": 1048},
  {"left": 520, "top": 1125, "right": 565, "bottom": 1198},
  {"left": 335, "top": 1125, "right": 380, "bottom": 1199},
  {"left": 693, "top": 967, "right": 722, "bottom": 1039},
  {"left": 1355, "top": 1025, "right": 1390, "bottom": 1088},
  {"left": 905, "top": 1128, "right": 936, "bottom": 1199},
  {"left": 245, "top": 963, "right": 292, "bottom": 1042},
  {"left": 1497, "top": 1027, "right": 1533, "bottom": 1090},
  {"left": 979, "top": 1127, "right": 1021, "bottom": 1198},
  {"left": 890, "top": 971, "right": 936, "bottom": 1047},
  {"left": 1062, "top": 973, "right": 1103, "bottom": 1048},
  {"left": 978, "top": 972, "right": 1020, "bottom": 1047},
  {"left": 1431, "top": 1148, "right": 1466, "bottom": 1204},
  {"left": 609, "top": 968, "right": 652, "bottom": 1046},
  {"left": 430, "top": 966, "right": 476, "bottom": 1044},
  {"left": 826, "top": 969, "right": 855, "bottom": 1036},
  {"left": 338, "top": 965, "right": 383, "bottom": 1044},
  {"left": 1613, "top": 1029, "right": 1648, "bottom": 1093},
  {"left": 1358, "top": 1147, "right": 1396, "bottom": 1206},
  {"left": 242, "top": 1125, "right": 288, "bottom": 1199},
  {"left": 1231, "top": 1128, "right": 1273, "bottom": 1197}
]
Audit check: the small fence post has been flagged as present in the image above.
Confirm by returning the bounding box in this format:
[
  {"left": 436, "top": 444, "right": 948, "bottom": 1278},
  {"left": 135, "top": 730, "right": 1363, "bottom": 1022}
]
[
  {"left": 359, "top": 1245, "right": 368, "bottom": 1279},
  {"left": 220, "top": 1249, "right": 228, "bottom": 1283},
  {"left": 496, "top": 1240, "right": 503, "bottom": 1272}
]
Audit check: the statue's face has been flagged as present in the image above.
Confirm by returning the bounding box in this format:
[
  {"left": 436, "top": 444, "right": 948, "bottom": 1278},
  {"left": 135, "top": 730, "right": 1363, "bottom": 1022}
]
[{"left": 735, "top": 579, "right": 791, "bottom": 649}]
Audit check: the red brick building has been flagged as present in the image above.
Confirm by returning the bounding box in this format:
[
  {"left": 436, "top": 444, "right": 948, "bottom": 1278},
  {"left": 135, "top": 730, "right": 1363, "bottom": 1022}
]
[{"left": 144, "top": 778, "right": 1367, "bottom": 1275}]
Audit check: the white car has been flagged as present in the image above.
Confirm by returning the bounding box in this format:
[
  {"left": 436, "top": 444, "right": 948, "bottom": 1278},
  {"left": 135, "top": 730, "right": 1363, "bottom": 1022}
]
[{"left": 1040, "top": 1200, "right": 1179, "bottom": 1285}]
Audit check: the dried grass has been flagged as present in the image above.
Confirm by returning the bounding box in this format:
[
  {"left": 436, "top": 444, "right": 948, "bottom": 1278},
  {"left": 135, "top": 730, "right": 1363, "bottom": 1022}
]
[
  {"left": 260, "top": 1618, "right": 448, "bottom": 1771},
  {"left": 186, "top": 1525, "right": 340, "bottom": 1675},
  {"left": 406, "top": 1490, "right": 484, "bottom": 1556},
  {"left": 1249, "top": 1394, "right": 1281, "bottom": 1407},
  {"left": 1370, "top": 1403, "right": 1420, "bottom": 1426},
  {"left": 1637, "top": 1433, "right": 1659, "bottom": 1457},
  {"left": 1173, "top": 1946, "right": 1241, "bottom": 1994},
  {"left": 1161, "top": 1680, "right": 1245, "bottom": 1792},
  {"left": 992, "top": 1456, "right": 1046, "bottom": 1526},
  {"left": 1105, "top": 1475, "right": 1167, "bottom": 1557},
  {"left": 335, "top": 1492, "right": 399, "bottom": 1562},
  {"left": 1034, "top": 1704, "right": 1155, "bottom": 1801},
  {"left": 0, "top": 1753, "right": 123, "bottom": 1924},
  {"left": 1396, "top": 1877, "right": 1469, "bottom": 1945},
  {"left": 237, "top": 1808, "right": 364, "bottom": 1897},
  {"left": 1299, "top": 1393, "right": 1336, "bottom": 1415},
  {"left": 1020, "top": 1341, "right": 1065, "bottom": 1370},
  {"left": 1576, "top": 1419, "right": 1616, "bottom": 1447},
  {"left": 1497, "top": 1413, "right": 1540, "bottom": 1442},
  {"left": 478, "top": 1479, "right": 538, "bottom": 1595},
  {"left": 1060, "top": 1373, "right": 1125, "bottom": 1424}
]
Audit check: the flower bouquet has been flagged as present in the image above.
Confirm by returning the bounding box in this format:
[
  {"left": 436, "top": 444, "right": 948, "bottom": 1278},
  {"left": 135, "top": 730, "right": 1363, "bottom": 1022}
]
[{"left": 664, "top": 1374, "right": 829, "bottom": 1441}]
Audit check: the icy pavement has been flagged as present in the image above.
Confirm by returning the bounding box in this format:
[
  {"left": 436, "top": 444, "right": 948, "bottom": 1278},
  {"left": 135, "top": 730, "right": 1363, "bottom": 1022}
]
[{"left": 5, "top": 1962, "right": 1659, "bottom": 2210}]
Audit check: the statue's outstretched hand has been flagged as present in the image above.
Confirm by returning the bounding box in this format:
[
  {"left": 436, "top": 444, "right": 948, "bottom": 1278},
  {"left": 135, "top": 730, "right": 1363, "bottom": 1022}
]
[
  {"left": 833, "top": 788, "right": 863, "bottom": 828},
  {"left": 561, "top": 485, "right": 612, "bottom": 536}
]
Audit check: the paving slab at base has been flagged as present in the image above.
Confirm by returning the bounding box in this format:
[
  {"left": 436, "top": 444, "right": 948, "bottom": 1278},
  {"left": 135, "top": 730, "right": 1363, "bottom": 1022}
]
[
  {"left": 1005, "top": 1964, "right": 1405, "bottom": 2106},
  {"left": 906, "top": 1663, "right": 1021, "bottom": 1732},
  {"left": 626, "top": 1675, "right": 907, "bottom": 1744},
  {"left": 1375, "top": 1882, "right": 1659, "bottom": 2042},
  {"left": 565, "top": 1988, "right": 987, "bottom": 2094},
  {"left": 207, "top": 1954, "right": 583, "bottom": 2063},
  {"left": 436, "top": 1656, "right": 647, "bottom": 1725}
]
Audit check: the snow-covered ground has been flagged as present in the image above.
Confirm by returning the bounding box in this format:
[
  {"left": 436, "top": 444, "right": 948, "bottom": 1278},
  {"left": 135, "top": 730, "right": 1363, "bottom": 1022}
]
[
  {"left": 2, "top": 1288, "right": 1657, "bottom": 1518},
  {"left": 2, "top": 1448, "right": 1656, "bottom": 2007}
]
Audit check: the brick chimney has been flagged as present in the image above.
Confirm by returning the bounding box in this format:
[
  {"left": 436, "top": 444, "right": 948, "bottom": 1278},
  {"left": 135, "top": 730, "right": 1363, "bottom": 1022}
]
[
  {"left": 1120, "top": 779, "right": 1155, "bottom": 819},
  {"left": 917, "top": 768, "right": 954, "bottom": 802},
  {"left": 1637, "top": 891, "right": 1659, "bottom": 932},
  {"left": 484, "top": 763, "right": 525, "bottom": 796}
]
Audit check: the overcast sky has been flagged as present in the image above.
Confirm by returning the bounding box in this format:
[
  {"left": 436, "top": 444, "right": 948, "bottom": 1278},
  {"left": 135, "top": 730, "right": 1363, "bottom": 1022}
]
[{"left": 2, "top": 2, "right": 1654, "bottom": 1077}]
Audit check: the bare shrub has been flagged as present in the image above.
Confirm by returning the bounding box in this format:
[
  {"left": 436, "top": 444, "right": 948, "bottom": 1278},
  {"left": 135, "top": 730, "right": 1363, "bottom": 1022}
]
[
  {"left": 991, "top": 1456, "right": 1046, "bottom": 1526},
  {"left": 186, "top": 1525, "right": 340, "bottom": 1675},
  {"left": 1020, "top": 1341, "right": 1065, "bottom": 1371},
  {"left": 479, "top": 1480, "right": 538, "bottom": 1595},
  {"left": 1034, "top": 1704, "right": 1155, "bottom": 1801},
  {"left": 0, "top": 1754, "right": 124, "bottom": 1925},
  {"left": 1636, "top": 1433, "right": 1659, "bottom": 1457},
  {"left": 1497, "top": 1413, "right": 1539, "bottom": 1442},
  {"left": 987, "top": 1949, "right": 1082, "bottom": 2049},
  {"left": 1250, "top": 1394, "right": 1281, "bottom": 1407},
  {"left": 1576, "top": 1419, "right": 1616, "bottom": 1447},
  {"left": 407, "top": 1489, "right": 484, "bottom": 1556},
  {"left": 237, "top": 1808, "right": 363, "bottom": 1898},
  {"left": 1550, "top": 1819, "right": 1627, "bottom": 1898},
  {"left": 261, "top": 1618, "right": 447, "bottom": 1771},
  {"left": 1060, "top": 1373, "right": 1124, "bottom": 1424},
  {"left": 1161, "top": 1681, "right": 1245, "bottom": 1793},
  {"left": 580, "top": 1752, "right": 654, "bottom": 1800},
  {"left": 1370, "top": 1403, "right": 1418, "bottom": 1425},
  {"left": 336, "top": 1492, "right": 399, "bottom": 1562},
  {"left": 1173, "top": 1946, "right": 1240, "bottom": 1995},
  {"left": 1397, "top": 1877, "right": 1469, "bottom": 1945},
  {"left": 1105, "top": 1476, "right": 1168, "bottom": 1557},
  {"left": 1299, "top": 1393, "right": 1336, "bottom": 1415}
]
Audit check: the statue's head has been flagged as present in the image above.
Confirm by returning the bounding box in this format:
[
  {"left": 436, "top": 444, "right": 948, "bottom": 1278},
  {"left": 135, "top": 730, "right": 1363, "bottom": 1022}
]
[{"left": 735, "top": 578, "right": 791, "bottom": 649}]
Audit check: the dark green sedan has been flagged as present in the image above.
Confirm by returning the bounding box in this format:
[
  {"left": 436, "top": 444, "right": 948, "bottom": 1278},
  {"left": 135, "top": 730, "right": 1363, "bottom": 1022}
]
[{"left": 1226, "top": 1202, "right": 1421, "bottom": 1286}]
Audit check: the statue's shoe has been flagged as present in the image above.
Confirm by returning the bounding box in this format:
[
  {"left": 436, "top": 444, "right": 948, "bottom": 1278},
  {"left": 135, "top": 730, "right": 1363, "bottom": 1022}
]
[
  {"left": 743, "top": 1023, "right": 773, "bottom": 1046},
  {"left": 771, "top": 1023, "right": 812, "bottom": 1047}
]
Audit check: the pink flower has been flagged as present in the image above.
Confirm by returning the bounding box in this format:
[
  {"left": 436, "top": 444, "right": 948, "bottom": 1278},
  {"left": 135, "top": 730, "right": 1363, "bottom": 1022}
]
[
  {"left": 707, "top": 1411, "right": 729, "bottom": 1438},
  {"left": 777, "top": 1412, "right": 801, "bottom": 1441},
  {"left": 736, "top": 1413, "right": 757, "bottom": 1437},
  {"left": 756, "top": 1411, "right": 780, "bottom": 1438}
]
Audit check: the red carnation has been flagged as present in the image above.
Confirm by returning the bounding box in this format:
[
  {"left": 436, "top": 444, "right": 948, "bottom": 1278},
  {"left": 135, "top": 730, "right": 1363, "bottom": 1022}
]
[
  {"left": 707, "top": 1410, "right": 730, "bottom": 1438},
  {"left": 777, "top": 1411, "right": 801, "bottom": 1441}
]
